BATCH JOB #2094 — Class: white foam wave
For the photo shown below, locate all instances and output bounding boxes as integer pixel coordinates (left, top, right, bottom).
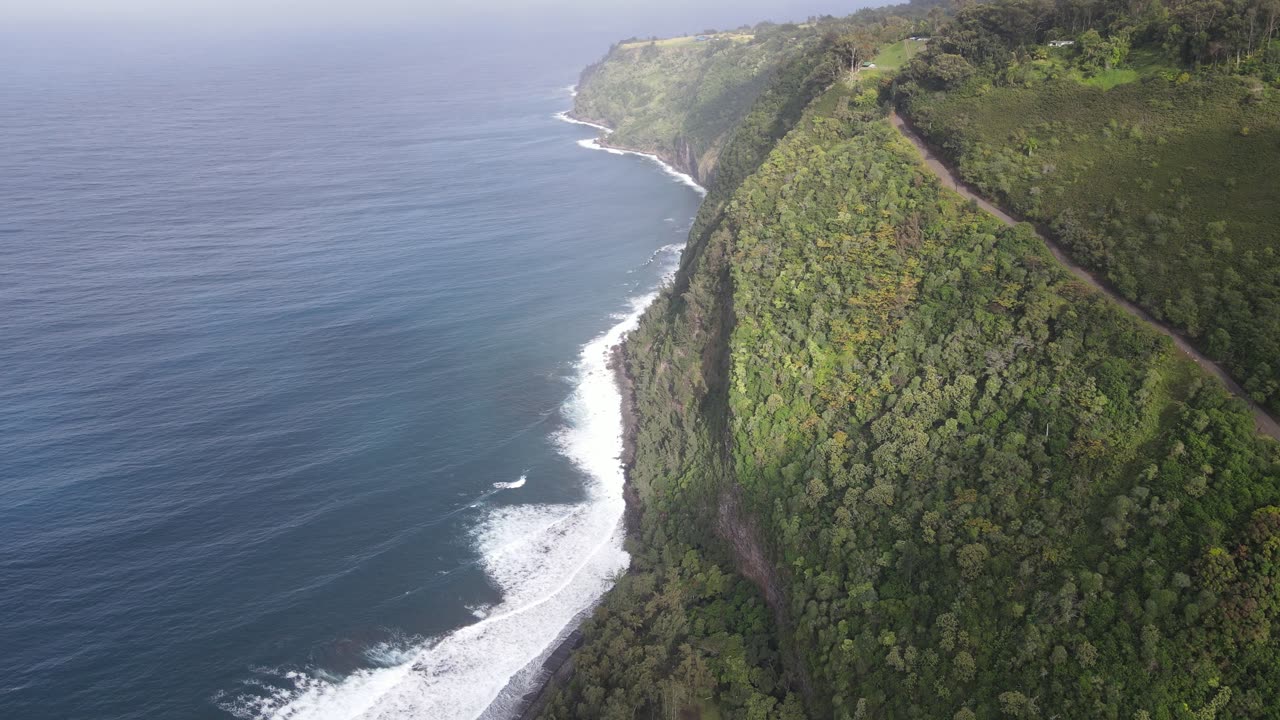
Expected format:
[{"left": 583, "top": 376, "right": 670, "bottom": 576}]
[
  {"left": 552, "top": 111, "right": 612, "bottom": 134},
  {"left": 574, "top": 138, "right": 706, "bottom": 196},
  {"left": 491, "top": 474, "right": 526, "bottom": 490},
  {"left": 228, "top": 369, "right": 633, "bottom": 719},
  {"left": 644, "top": 243, "right": 683, "bottom": 268},
  {"left": 554, "top": 110, "right": 704, "bottom": 196},
  {"left": 364, "top": 643, "right": 419, "bottom": 669}
]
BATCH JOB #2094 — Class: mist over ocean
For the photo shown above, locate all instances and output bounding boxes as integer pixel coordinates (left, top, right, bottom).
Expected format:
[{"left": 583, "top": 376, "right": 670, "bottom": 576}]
[{"left": 0, "top": 29, "right": 701, "bottom": 719}]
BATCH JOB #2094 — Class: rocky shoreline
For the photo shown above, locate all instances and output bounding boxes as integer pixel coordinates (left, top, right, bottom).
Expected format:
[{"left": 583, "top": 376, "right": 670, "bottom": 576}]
[
  {"left": 510, "top": 628, "right": 585, "bottom": 720},
  {"left": 510, "top": 341, "right": 642, "bottom": 720},
  {"left": 509, "top": 101, "right": 693, "bottom": 720}
]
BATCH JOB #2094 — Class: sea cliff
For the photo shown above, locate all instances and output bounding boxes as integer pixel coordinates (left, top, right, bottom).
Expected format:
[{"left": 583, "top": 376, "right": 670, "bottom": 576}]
[{"left": 567, "top": 25, "right": 817, "bottom": 187}]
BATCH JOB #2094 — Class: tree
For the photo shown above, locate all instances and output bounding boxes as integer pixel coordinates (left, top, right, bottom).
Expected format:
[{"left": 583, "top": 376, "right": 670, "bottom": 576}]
[
  {"left": 1079, "top": 28, "right": 1109, "bottom": 69},
  {"left": 957, "top": 543, "right": 990, "bottom": 579},
  {"left": 927, "top": 53, "right": 978, "bottom": 88}
]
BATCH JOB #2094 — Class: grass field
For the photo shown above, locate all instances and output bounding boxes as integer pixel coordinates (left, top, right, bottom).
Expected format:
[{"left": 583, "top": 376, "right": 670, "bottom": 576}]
[
  {"left": 618, "top": 33, "right": 755, "bottom": 50},
  {"left": 983, "top": 46, "right": 1174, "bottom": 90},
  {"left": 1080, "top": 67, "right": 1139, "bottom": 89},
  {"left": 861, "top": 38, "right": 925, "bottom": 79}
]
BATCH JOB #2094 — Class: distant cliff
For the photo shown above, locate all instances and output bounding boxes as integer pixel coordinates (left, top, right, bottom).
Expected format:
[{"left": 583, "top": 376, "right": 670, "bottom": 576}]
[{"left": 570, "top": 25, "right": 817, "bottom": 186}]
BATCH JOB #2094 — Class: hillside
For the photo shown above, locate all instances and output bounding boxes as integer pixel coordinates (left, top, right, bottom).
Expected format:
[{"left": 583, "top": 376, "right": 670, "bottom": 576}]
[
  {"left": 570, "top": 24, "right": 823, "bottom": 185},
  {"left": 895, "top": 0, "right": 1280, "bottom": 415},
  {"left": 541, "top": 2, "right": 1280, "bottom": 718}
]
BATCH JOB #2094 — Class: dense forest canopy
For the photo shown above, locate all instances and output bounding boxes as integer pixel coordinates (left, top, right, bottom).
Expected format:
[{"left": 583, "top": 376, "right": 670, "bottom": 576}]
[
  {"left": 896, "top": 0, "right": 1280, "bottom": 413},
  {"left": 901, "top": 0, "right": 1280, "bottom": 70},
  {"left": 542, "top": 0, "right": 1280, "bottom": 718}
]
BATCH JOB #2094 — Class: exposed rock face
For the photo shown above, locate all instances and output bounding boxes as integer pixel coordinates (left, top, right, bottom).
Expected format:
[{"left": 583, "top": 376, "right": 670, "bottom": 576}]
[{"left": 672, "top": 136, "right": 709, "bottom": 186}]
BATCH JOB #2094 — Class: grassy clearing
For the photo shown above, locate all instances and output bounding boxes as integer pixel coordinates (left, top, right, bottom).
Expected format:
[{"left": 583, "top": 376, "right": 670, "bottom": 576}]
[
  {"left": 871, "top": 39, "right": 917, "bottom": 69},
  {"left": 994, "top": 47, "right": 1173, "bottom": 89},
  {"left": 1080, "top": 67, "right": 1138, "bottom": 89},
  {"left": 862, "top": 38, "right": 925, "bottom": 79},
  {"left": 618, "top": 33, "right": 755, "bottom": 50},
  {"left": 1126, "top": 47, "right": 1174, "bottom": 75},
  {"left": 1070, "top": 48, "right": 1173, "bottom": 89}
]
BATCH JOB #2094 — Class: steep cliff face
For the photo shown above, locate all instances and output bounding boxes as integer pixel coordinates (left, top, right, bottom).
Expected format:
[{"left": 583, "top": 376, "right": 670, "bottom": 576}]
[
  {"left": 537, "top": 40, "right": 842, "bottom": 720},
  {"left": 673, "top": 136, "right": 704, "bottom": 185},
  {"left": 578, "top": 131, "right": 704, "bottom": 186}
]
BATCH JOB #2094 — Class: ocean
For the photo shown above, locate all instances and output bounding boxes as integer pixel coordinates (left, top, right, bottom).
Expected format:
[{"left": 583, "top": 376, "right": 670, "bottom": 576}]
[{"left": 0, "top": 29, "right": 703, "bottom": 719}]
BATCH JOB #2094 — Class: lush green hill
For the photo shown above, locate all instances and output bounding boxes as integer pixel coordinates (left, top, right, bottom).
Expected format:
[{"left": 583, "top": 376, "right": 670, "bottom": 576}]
[
  {"left": 721, "top": 83, "right": 1279, "bottom": 719},
  {"left": 895, "top": 0, "right": 1280, "bottom": 414},
  {"left": 540, "top": 2, "right": 1280, "bottom": 718}
]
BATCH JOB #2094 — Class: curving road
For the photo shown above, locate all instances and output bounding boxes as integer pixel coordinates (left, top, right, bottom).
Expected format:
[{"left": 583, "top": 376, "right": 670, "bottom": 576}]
[{"left": 889, "top": 111, "right": 1280, "bottom": 442}]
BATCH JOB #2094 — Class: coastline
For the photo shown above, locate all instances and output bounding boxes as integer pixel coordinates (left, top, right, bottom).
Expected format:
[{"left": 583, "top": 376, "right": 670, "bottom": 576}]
[
  {"left": 501, "top": 105, "right": 706, "bottom": 720},
  {"left": 609, "top": 343, "right": 643, "bottom": 538},
  {"left": 509, "top": 629, "right": 585, "bottom": 720},
  {"left": 557, "top": 110, "right": 707, "bottom": 194},
  {"left": 556, "top": 98, "right": 707, "bottom": 547},
  {"left": 507, "top": 346, "right": 639, "bottom": 720}
]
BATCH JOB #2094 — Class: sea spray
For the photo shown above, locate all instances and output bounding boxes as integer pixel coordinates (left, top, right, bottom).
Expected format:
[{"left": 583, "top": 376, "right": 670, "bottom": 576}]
[
  {"left": 552, "top": 111, "right": 611, "bottom": 134},
  {"left": 573, "top": 138, "right": 706, "bottom": 196},
  {"left": 492, "top": 474, "right": 527, "bottom": 490}
]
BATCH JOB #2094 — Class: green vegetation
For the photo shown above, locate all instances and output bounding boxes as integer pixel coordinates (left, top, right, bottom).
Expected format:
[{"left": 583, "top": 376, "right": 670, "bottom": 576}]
[
  {"left": 1078, "top": 66, "right": 1138, "bottom": 89},
  {"left": 571, "top": 1, "right": 950, "bottom": 184},
  {"left": 724, "top": 87, "right": 1279, "bottom": 718},
  {"left": 540, "top": 0, "right": 1280, "bottom": 718},
  {"left": 617, "top": 32, "right": 756, "bottom": 50},
  {"left": 538, "top": 39, "right": 847, "bottom": 720},
  {"left": 572, "top": 23, "right": 824, "bottom": 183},
  {"left": 862, "top": 37, "right": 927, "bottom": 78},
  {"left": 896, "top": 0, "right": 1280, "bottom": 412}
]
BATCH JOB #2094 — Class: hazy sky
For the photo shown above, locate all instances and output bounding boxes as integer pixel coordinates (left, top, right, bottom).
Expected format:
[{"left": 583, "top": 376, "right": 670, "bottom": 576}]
[{"left": 5, "top": 0, "right": 872, "bottom": 35}]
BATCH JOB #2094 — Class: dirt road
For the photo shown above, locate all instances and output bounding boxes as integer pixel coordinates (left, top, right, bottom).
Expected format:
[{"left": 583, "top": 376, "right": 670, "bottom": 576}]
[{"left": 889, "top": 111, "right": 1280, "bottom": 441}]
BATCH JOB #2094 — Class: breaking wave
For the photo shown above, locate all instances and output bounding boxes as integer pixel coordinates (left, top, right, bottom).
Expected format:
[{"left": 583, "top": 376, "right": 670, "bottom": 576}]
[
  {"left": 491, "top": 475, "right": 527, "bottom": 490},
  {"left": 553, "top": 111, "right": 705, "bottom": 196},
  {"left": 223, "top": 298, "right": 653, "bottom": 720},
  {"left": 551, "top": 111, "right": 612, "bottom": 134},
  {"left": 572, "top": 138, "right": 706, "bottom": 196}
]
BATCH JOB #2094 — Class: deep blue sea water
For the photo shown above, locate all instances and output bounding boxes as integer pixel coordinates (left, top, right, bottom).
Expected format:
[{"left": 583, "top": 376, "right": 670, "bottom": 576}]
[{"left": 0, "top": 30, "right": 702, "bottom": 720}]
